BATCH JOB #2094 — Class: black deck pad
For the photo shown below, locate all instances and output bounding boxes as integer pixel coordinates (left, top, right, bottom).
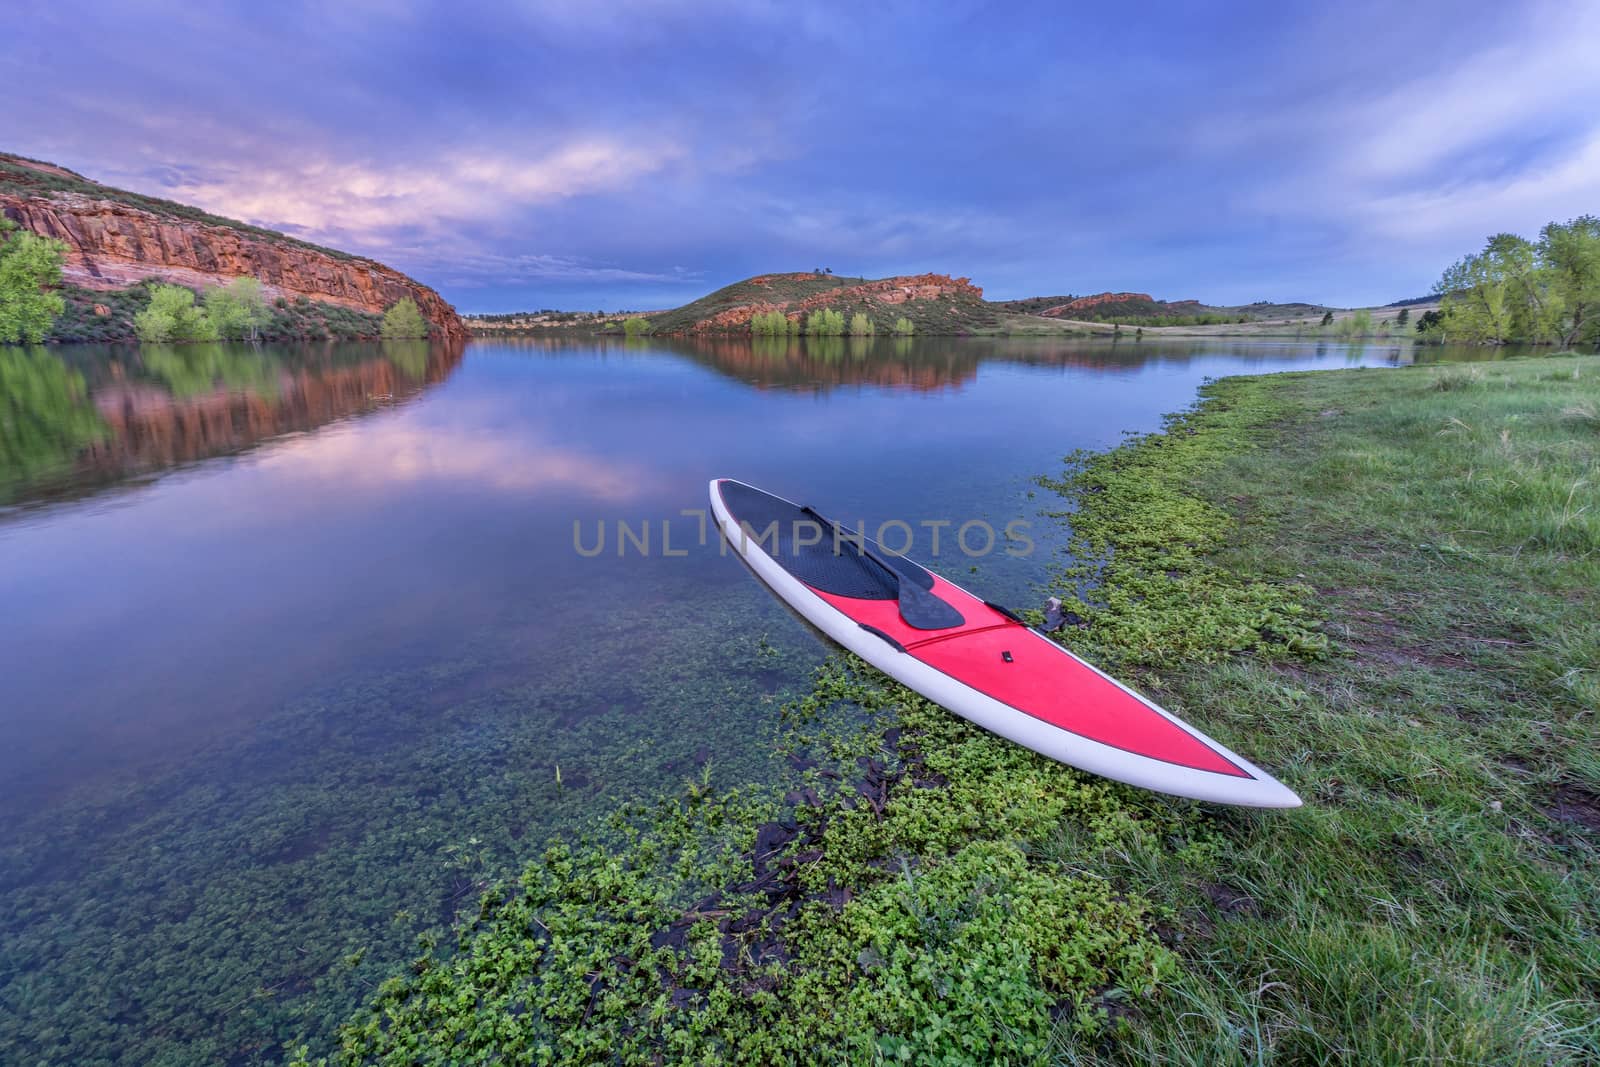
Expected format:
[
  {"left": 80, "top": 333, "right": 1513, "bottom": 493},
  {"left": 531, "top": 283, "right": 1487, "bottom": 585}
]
[{"left": 718, "top": 481, "right": 935, "bottom": 600}]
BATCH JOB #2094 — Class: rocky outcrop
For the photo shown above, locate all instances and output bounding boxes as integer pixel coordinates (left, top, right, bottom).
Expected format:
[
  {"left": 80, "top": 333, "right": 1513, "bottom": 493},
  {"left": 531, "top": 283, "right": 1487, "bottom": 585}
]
[
  {"left": 1, "top": 189, "right": 465, "bottom": 343},
  {"left": 690, "top": 273, "right": 983, "bottom": 331}
]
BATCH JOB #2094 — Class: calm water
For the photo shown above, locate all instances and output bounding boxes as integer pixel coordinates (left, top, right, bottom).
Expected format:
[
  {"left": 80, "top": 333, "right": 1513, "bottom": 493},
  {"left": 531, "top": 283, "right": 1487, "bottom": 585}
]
[{"left": 0, "top": 334, "right": 1487, "bottom": 1064}]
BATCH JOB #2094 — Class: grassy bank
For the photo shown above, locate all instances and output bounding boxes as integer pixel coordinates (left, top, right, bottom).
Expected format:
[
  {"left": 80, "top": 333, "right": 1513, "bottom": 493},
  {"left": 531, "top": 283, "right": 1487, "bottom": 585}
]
[{"left": 301, "top": 355, "right": 1598, "bottom": 1064}]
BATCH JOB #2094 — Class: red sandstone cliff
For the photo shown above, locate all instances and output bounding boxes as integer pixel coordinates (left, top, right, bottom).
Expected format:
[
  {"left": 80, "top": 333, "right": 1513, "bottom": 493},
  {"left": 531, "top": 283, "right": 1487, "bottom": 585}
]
[{"left": 1, "top": 156, "right": 465, "bottom": 343}]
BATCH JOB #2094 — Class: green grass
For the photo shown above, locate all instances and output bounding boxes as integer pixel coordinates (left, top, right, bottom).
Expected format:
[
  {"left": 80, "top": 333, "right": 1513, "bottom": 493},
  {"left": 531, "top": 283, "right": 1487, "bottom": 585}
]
[
  {"left": 1039, "top": 354, "right": 1600, "bottom": 1065},
  {"left": 299, "top": 355, "right": 1599, "bottom": 1064}
]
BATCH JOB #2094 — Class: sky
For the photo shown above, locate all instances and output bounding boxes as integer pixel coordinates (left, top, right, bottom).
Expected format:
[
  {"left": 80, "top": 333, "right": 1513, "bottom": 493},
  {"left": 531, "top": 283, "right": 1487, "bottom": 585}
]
[{"left": 6, "top": 0, "right": 1600, "bottom": 313}]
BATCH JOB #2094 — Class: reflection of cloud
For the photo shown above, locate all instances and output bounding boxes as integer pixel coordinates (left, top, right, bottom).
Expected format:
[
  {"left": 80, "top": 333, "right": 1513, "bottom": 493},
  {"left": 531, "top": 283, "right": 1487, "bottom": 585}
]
[{"left": 256, "top": 421, "right": 643, "bottom": 501}]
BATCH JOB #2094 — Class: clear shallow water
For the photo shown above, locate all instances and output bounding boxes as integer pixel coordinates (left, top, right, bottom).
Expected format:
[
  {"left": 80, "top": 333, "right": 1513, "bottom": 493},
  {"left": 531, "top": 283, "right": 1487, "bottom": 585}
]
[{"left": 0, "top": 334, "right": 1488, "bottom": 1063}]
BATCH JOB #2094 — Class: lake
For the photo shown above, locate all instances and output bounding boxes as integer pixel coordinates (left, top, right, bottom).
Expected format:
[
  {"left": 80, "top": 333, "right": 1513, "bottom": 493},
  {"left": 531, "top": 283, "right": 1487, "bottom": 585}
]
[{"left": 0, "top": 333, "right": 1490, "bottom": 1064}]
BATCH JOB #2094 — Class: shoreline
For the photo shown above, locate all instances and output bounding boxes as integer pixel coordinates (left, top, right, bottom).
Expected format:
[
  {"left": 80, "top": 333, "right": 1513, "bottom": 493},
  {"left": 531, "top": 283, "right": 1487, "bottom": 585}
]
[{"left": 285, "top": 352, "right": 1596, "bottom": 1062}]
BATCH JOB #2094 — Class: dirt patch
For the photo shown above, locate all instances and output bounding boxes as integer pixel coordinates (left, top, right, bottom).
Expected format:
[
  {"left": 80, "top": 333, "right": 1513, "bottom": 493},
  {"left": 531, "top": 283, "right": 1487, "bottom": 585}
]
[
  {"left": 1202, "top": 881, "right": 1261, "bottom": 919},
  {"left": 1543, "top": 784, "right": 1600, "bottom": 834}
]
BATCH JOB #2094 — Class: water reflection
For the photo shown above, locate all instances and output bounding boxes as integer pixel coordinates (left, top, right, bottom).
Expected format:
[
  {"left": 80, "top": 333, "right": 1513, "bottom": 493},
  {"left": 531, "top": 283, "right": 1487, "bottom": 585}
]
[
  {"left": 1, "top": 339, "right": 464, "bottom": 509},
  {"left": 486, "top": 333, "right": 1514, "bottom": 394},
  {"left": 0, "top": 346, "right": 108, "bottom": 491}
]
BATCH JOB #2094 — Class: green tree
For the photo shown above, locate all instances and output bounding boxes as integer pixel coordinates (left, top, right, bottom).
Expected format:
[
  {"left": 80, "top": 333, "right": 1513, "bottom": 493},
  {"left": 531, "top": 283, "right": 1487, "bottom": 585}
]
[
  {"left": 1336, "top": 308, "right": 1374, "bottom": 339},
  {"left": 1538, "top": 215, "right": 1600, "bottom": 347},
  {"left": 1319, "top": 310, "right": 1334, "bottom": 327},
  {"left": 847, "top": 312, "right": 874, "bottom": 336},
  {"left": 805, "top": 308, "right": 846, "bottom": 336},
  {"left": 134, "top": 284, "right": 218, "bottom": 343},
  {"left": 750, "top": 310, "right": 791, "bottom": 336},
  {"left": 204, "top": 277, "right": 270, "bottom": 341},
  {"left": 381, "top": 298, "right": 428, "bottom": 339},
  {"left": 1396, "top": 308, "right": 1410, "bottom": 328},
  {"left": 891, "top": 316, "right": 915, "bottom": 336},
  {"left": 622, "top": 316, "right": 653, "bottom": 337},
  {"left": 0, "top": 218, "right": 68, "bottom": 344}
]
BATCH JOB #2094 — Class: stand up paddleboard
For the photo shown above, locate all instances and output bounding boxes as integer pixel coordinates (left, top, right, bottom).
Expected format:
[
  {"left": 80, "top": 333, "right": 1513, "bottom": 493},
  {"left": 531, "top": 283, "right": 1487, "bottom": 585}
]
[{"left": 711, "top": 479, "right": 1300, "bottom": 808}]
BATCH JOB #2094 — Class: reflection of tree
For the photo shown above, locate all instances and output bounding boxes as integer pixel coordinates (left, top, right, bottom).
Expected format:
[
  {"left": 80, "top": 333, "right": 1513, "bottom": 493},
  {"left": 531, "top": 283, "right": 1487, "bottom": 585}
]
[
  {"left": 805, "top": 335, "right": 845, "bottom": 364},
  {"left": 140, "top": 343, "right": 283, "bottom": 399},
  {"left": 0, "top": 346, "right": 107, "bottom": 491},
  {"left": 2, "top": 340, "right": 466, "bottom": 508},
  {"left": 380, "top": 339, "right": 429, "bottom": 378}
]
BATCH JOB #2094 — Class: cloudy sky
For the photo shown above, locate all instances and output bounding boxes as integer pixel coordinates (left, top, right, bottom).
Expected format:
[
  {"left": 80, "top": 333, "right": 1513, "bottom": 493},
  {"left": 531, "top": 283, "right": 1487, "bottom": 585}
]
[{"left": 7, "top": 0, "right": 1599, "bottom": 312}]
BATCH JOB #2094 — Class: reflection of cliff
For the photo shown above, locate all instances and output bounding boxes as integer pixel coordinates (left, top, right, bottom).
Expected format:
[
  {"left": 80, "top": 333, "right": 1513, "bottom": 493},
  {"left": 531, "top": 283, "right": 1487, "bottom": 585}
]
[
  {"left": 1, "top": 341, "right": 463, "bottom": 509},
  {"left": 626, "top": 335, "right": 1292, "bottom": 392}
]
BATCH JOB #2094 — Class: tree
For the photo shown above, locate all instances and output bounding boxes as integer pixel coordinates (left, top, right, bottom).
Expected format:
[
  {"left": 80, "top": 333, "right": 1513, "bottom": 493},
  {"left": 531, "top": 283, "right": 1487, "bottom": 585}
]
[
  {"left": 805, "top": 308, "right": 846, "bottom": 336},
  {"left": 204, "top": 277, "right": 270, "bottom": 341},
  {"left": 847, "top": 312, "right": 874, "bottom": 336},
  {"left": 891, "top": 316, "right": 915, "bottom": 335},
  {"left": 1538, "top": 215, "right": 1600, "bottom": 348},
  {"left": 750, "top": 310, "right": 790, "bottom": 336},
  {"left": 134, "top": 284, "right": 218, "bottom": 343},
  {"left": 1319, "top": 310, "right": 1334, "bottom": 327},
  {"left": 0, "top": 218, "right": 68, "bottom": 344},
  {"left": 1396, "top": 308, "right": 1410, "bottom": 327},
  {"left": 1415, "top": 309, "right": 1444, "bottom": 335},
  {"left": 381, "top": 298, "right": 428, "bottom": 339},
  {"left": 622, "top": 316, "right": 653, "bottom": 337},
  {"left": 1336, "top": 308, "right": 1373, "bottom": 338}
]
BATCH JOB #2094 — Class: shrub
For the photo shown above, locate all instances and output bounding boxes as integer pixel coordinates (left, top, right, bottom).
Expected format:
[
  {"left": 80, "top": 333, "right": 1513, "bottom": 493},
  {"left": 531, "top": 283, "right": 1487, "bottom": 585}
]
[
  {"left": 847, "top": 312, "right": 874, "bottom": 336},
  {"left": 891, "top": 316, "right": 915, "bottom": 336},
  {"left": 204, "top": 278, "right": 269, "bottom": 341},
  {"left": 134, "top": 284, "right": 217, "bottom": 343},
  {"left": 805, "top": 308, "right": 846, "bottom": 336},
  {"left": 0, "top": 219, "right": 68, "bottom": 344},
  {"left": 1336, "top": 308, "right": 1373, "bottom": 339},
  {"left": 750, "top": 310, "right": 791, "bottom": 336},
  {"left": 381, "top": 298, "right": 428, "bottom": 339},
  {"left": 622, "top": 316, "right": 653, "bottom": 337}
]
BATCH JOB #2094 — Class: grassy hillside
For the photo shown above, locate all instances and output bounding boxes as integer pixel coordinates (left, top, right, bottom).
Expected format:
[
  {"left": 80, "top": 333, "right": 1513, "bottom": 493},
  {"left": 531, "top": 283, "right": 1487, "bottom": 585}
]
[{"left": 992, "top": 293, "right": 1335, "bottom": 327}]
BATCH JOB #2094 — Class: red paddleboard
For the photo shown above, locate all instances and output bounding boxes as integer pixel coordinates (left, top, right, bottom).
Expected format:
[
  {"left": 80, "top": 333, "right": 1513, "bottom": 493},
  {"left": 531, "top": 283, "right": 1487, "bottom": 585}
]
[{"left": 711, "top": 479, "right": 1300, "bottom": 808}]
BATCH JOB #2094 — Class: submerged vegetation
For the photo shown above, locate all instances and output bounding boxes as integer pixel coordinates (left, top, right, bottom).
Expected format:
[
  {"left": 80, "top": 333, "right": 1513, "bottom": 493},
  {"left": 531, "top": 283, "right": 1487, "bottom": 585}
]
[{"left": 298, "top": 354, "right": 1599, "bottom": 1063}]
